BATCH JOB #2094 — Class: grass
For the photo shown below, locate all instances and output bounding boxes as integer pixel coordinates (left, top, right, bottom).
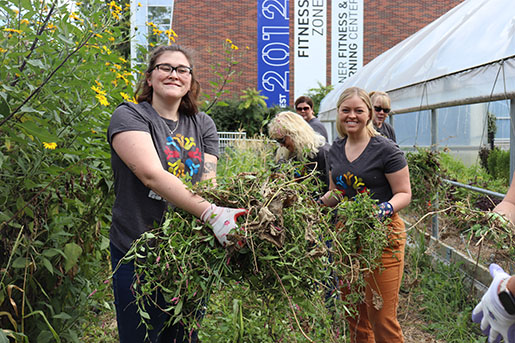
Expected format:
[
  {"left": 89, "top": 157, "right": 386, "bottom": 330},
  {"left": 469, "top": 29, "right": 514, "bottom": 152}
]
[{"left": 402, "top": 231, "right": 486, "bottom": 342}]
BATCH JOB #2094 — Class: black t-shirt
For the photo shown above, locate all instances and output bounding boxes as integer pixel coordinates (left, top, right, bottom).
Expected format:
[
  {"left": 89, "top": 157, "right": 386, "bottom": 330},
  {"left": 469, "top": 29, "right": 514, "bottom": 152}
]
[
  {"left": 308, "top": 117, "right": 329, "bottom": 142},
  {"left": 107, "top": 101, "right": 219, "bottom": 253},
  {"left": 328, "top": 135, "right": 406, "bottom": 203},
  {"left": 375, "top": 121, "right": 396, "bottom": 142}
]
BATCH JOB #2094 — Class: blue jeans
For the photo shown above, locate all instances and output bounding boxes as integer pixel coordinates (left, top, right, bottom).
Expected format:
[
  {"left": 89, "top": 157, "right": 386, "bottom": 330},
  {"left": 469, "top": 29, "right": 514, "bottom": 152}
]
[{"left": 110, "top": 242, "right": 198, "bottom": 343}]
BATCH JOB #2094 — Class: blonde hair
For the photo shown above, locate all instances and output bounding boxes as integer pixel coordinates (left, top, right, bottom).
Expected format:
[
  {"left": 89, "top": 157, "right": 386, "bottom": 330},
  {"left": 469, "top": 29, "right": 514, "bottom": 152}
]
[
  {"left": 369, "top": 91, "right": 391, "bottom": 109},
  {"left": 335, "top": 87, "right": 378, "bottom": 138},
  {"left": 268, "top": 111, "right": 326, "bottom": 160}
]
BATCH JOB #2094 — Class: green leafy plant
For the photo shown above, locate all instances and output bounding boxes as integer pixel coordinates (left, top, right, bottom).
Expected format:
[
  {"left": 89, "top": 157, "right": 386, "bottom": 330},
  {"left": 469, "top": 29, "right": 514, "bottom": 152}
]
[
  {"left": 123, "top": 141, "right": 393, "bottom": 341},
  {"left": 306, "top": 81, "right": 334, "bottom": 114},
  {"left": 201, "top": 39, "right": 248, "bottom": 113},
  {"left": 0, "top": 0, "right": 135, "bottom": 339}
]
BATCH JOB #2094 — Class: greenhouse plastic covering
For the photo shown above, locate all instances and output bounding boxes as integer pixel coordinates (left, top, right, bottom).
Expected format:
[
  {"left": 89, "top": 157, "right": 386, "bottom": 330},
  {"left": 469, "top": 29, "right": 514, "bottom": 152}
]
[{"left": 319, "top": 0, "right": 515, "bottom": 117}]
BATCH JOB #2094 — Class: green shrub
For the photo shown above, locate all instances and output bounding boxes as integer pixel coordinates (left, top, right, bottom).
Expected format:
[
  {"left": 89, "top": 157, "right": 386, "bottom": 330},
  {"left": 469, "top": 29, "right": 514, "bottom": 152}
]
[{"left": 487, "top": 148, "right": 510, "bottom": 182}]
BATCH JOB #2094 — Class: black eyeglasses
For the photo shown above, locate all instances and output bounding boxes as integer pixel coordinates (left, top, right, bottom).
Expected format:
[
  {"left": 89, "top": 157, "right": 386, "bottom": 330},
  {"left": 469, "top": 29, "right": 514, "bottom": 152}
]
[
  {"left": 374, "top": 106, "right": 391, "bottom": 114},
  {"left": 153, "top": 63, "right": 192, "bottom": 76},
  {"left": 275, "top": 137, "right": 286, "bottom": 144},
  {"left": 296, "top": 106, "right": 310, "bottom": 112}
]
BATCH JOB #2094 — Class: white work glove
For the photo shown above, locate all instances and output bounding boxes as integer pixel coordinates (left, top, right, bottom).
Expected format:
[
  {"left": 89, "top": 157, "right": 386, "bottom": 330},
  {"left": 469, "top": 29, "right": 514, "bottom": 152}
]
[
  {"left": 201, "top": 204, "right": 247, "bottom": 247},
  {"left": 472, "top": 263, "right": 515, "bottom": 342}
]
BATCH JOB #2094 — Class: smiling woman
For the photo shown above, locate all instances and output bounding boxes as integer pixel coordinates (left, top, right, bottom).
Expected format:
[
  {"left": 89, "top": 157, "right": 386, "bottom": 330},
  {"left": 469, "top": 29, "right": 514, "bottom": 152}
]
[
  {"left": 319, "top": 86, "right": 412, "bottom": 343},
  {"left": 107, "top": 44, "right": 247, "bottom": 343}
]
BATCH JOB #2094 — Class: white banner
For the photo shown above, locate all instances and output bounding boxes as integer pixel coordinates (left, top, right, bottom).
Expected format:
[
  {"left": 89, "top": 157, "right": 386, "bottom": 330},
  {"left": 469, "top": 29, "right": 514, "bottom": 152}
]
[
  {"left": 331, "top": 0, "right": 363, "bottom": 85},
  {"left": 294, "top": 0, "right": 327, "bottom": 99}
]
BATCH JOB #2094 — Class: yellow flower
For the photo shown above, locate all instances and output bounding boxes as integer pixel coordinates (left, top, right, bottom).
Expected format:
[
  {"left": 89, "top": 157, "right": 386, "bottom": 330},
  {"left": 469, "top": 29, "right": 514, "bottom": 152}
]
[
  {"left": 76, "top": 2, "right": 82, "bottom": 5},
  {"left": 96, "top": 94, "right": 110, "bottom": 106},
  {"left": 20, "top": 19, "right": 29, "bottom": 25},
  {"left": 91, "top": 85, "right": 106, "bottom": 95},
  {"left": 102, "top": 46, "right": 112, "bottom": 55},
  {"left": 94, "top": 80, "right": 102, "bottom": 87},
  {"left": 152, "top": 28, "right": 163, "bottom": 35},
  {"left": 118, "top": 57, "right": 127, "bottom": 63},
  {"left": 43, "top": 142, "right": 57, "bottom": 150},
  {"left": 120, "top": 92, "right": 138, "bottom": 104},
  {"left": 146, "top": 21, "right": 156, "bottom": 28},
  {"left": 3, "top": 28, "right": 23, "bottom": 34},
  {"left": 69, "top": 12, "right": 84, "bottom": 23},
  {"left": 226, "top": 38, "right": 232, "bottom": 44},
  {"left": 108, "top": 36, "right": 115, "bottom": 42},
  {"left": 94, "top": 33, "right": 103, "bottom": 38},
  {"left": 47, "top": 23, "right": 56, "bottom": 31},
  {"left": 231, "top": 44, "right": 239, "bottom": 50},
  {"left": 0, "top": 48, "right": 7, "bottom": 53},
  {"left": 112, "top": 63, "right": 122, "bottom": 70},
  {"left": 138, "top": 2, "right": 142, "bottom": 6},
  {"left": 105, "top": 62, "right": 111, "bottom": 66}
]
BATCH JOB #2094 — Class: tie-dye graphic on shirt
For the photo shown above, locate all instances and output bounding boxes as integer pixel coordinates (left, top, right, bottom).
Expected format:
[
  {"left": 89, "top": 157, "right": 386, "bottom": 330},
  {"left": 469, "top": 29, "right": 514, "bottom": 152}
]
[
  {"left": 334, "top": 171, "right": 368, "bottom": 201},
  {"left": 164, "top": 132, "right": 202, "bottom": 181}
]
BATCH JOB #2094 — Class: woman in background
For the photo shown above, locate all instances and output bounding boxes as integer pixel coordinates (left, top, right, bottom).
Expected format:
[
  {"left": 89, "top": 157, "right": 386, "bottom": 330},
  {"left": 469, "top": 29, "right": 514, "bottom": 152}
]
[
  {"left": 268, "top": 110, "right": 331, "bottom": 193},
  {"left": 370, "top": 91, "right": 396, "bottom": 142}
]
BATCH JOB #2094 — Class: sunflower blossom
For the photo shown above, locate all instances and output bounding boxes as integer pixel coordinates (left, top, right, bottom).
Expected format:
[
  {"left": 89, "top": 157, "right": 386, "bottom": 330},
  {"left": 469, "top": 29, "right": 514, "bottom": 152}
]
[
  {"left": 43, "top": 142, "right": 57, "bottom": 150},
  {"left": 96, "top": 94, "right": 110, "bottom": 106}
]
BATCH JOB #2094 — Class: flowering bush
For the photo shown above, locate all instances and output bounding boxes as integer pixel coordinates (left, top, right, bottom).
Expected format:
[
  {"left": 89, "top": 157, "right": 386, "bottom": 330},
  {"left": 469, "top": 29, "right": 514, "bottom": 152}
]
[{"left": 0, "top": 0, "right": 138, "bottom": 340}]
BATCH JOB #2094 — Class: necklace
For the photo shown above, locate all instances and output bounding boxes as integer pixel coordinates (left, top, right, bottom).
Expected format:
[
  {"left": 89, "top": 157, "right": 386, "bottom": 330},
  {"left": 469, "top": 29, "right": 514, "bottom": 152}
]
[{"left": 168, "top": 117, "right": 180, "bottom": 137}]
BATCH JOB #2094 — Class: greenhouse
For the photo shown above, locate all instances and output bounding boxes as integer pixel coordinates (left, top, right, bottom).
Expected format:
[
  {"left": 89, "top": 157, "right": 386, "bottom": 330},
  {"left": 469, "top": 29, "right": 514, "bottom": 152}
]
[{"left": 319, "top": 0, "right": 515, "bottom": 169}]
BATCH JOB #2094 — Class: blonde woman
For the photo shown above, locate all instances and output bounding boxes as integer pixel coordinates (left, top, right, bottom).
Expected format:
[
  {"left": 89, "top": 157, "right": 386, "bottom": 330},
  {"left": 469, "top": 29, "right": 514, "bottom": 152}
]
[
  {"left": 268, "top": 110, "right": 330, "bottom": 192},
  {"left": 370, "top": 91, "right": 396, "bottom": 142},
  {"left": 319, "top": 87, "right": 411, "bottom": 342}
]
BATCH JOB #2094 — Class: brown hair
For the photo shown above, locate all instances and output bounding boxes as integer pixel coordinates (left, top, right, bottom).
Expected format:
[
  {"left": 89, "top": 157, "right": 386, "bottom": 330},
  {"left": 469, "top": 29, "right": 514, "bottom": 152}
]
[
  {"left": 335, "top": 87, "right": 378, "bottom": 138},
  {"left": 294, "top": 96, "right": 314, "bottom": 109},
  {"left": 135, "top": 44, "right": 201, "bottom": 116}
]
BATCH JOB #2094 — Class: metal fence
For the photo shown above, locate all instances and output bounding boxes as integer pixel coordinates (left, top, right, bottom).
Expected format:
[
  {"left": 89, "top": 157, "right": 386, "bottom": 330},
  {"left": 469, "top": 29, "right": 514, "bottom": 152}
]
[{"left": 218, "top": 131, "right": 247, "bottom": 154}]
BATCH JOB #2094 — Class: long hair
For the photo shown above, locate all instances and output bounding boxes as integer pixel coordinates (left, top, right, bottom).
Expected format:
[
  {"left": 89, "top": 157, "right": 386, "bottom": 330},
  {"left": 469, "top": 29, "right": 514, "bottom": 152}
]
[
  {"left": 335, "top": 87, "right": 378, "bottom": 138},
  {"left": 134, "top": 44, "right": 201, "bottom": 116},
  {"left": 268, "top": 111, "right": 326, "bottom": 160}
]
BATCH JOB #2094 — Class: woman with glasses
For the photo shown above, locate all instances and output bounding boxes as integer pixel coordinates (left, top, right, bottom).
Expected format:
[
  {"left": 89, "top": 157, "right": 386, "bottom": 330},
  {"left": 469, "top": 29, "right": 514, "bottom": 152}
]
[
  {"left": 107, "top": 44, "right": 247, "bottom": 342},
  {"left": 294, "top": 95, "right": 329, "bottom": 143},
  {"left": 268, "top": 110, "right": 330, "bottom": 193},
  {"left": 370, "top": 91, "right": 396, "bottom": 142},
  {"left": 319, "top": 87, "right": 411, "bottom": 342}
]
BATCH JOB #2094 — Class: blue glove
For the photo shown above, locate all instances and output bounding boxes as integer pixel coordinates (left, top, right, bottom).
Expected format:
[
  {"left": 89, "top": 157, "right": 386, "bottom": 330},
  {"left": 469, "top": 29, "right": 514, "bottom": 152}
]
[
  {"left": 472, "top": 264, "right": 515, "bottom": 343},
  {"left": 377, "top": 202, "right": 394, "bottom": 220},
  {"left": 201, "top": 204, "right": 247, "bottom": 247}
]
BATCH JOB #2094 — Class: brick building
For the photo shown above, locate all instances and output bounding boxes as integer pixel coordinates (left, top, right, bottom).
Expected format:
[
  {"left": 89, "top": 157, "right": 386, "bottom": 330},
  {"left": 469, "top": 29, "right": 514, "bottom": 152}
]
[{"left": 133, "top": 0, "right": 464, "bottom": 106}]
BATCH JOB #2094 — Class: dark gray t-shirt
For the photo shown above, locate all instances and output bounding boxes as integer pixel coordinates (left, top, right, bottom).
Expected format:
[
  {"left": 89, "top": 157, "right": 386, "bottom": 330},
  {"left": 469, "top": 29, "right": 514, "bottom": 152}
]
[
  {"left": 308, "top": 117, "right": 329, "bottom": 142},
  {"left": 328, "top": 135, "right": 406, "bottom": 203},
  {"left": 107, "top": 101, "right": 219, "bottom": 253},
  {"left": 375, "top": 121, "right": 396, "bottom": 142}
]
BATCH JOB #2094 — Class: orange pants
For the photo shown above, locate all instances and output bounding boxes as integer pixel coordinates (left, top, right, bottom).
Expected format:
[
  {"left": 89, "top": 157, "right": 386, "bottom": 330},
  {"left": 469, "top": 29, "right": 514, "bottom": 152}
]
[{"left": 344, "top": 213, "right": 406, "bottom": 343}]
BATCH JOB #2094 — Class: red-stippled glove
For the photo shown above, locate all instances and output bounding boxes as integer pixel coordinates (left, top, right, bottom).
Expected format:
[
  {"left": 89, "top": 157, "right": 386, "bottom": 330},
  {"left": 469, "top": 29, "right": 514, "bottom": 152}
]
[{"left": 201, "top": 204, "right": 247, "bottom": 247}]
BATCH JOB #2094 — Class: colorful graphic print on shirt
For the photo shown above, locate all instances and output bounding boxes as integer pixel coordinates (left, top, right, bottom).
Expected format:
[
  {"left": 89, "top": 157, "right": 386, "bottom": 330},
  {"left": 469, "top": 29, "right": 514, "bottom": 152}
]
[
  {"left": 163, "top": 133, "right": 202, "bottom": 180},
  {"left": 334, "top": 171, "right": 368, "bottom": 200}
]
